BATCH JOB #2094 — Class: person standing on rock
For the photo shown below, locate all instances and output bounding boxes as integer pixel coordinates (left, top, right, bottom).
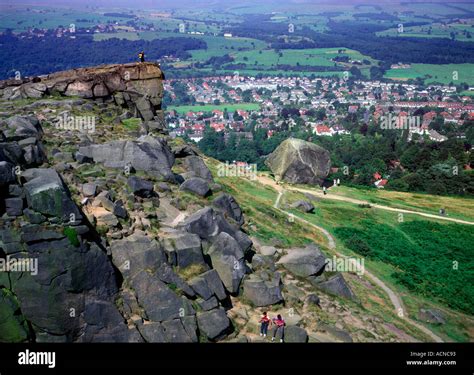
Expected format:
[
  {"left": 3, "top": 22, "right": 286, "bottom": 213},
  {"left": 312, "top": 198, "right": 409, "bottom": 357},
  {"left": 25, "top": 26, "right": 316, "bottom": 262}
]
[
  {"left": 259, "top": 311, "right": 271, "bottom": 338},
  {"left": 271, "top": 314, "right": 285, "bottom": 343},
  {"left": 138, "top": 51, "right": 145, "bottom": 62}
]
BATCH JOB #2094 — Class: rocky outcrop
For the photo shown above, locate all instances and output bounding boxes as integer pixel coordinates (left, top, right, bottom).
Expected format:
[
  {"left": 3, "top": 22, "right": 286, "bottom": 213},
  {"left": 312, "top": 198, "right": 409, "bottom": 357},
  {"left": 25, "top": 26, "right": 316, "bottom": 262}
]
[
  {"left": 265, "top": 138, "right": 330, "bottom": 185},
  {"left": 79, "top": 135, "right": 175, "bottom": 181},
  {"left": 0, "top": 62, "right": 165, "bottom": 123},
  {"left": 0, "top": 62, "right": 372, "bottom": 344}
]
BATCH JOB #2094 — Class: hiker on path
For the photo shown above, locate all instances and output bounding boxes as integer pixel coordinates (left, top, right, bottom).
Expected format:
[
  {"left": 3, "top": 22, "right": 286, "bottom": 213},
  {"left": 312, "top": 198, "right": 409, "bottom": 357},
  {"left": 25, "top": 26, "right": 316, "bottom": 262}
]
[
  {"left": 138, "top": 51, "right": 145, "bottom": 62},
  {"left": 259, "top": 311, "right": 271, "bottom": 338},
  {"left": 271, "top": 314, "right": 285, "bottom": 343}
]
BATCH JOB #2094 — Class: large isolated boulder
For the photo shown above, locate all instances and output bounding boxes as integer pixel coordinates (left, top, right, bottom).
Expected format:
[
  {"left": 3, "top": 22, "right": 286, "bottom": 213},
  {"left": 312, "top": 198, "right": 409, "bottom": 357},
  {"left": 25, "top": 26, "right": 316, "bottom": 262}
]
[
  {"left": 277, "top": 244, "right": 326, "bottom": 278},
  {"left": 196, "top": 308, "right": 231, "bottom": 341},
  {"left": 207, "top": 232, "right": 246, "bottom": 294},
  {"left": 79, "top": 135, "right": 175, "bottom": 181},
  {"left": 242, "top": 271, "right": 283, "bottom": 307},
  {"left": 265, "top": 138, "right": 330, "bottom": 185}
]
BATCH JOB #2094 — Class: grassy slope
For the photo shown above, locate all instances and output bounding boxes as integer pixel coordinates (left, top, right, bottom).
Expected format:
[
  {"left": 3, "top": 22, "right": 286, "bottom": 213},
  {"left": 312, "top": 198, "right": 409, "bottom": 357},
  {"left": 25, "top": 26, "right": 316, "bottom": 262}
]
[
  {"left": 310, "top": 184, "right": 474, "bottom": 223},
  {"left": 205, "top": 158, "right": 473, "bottom": 341},
  {"left": 282, "top": 188, "right": 474, "bottom": 342}
]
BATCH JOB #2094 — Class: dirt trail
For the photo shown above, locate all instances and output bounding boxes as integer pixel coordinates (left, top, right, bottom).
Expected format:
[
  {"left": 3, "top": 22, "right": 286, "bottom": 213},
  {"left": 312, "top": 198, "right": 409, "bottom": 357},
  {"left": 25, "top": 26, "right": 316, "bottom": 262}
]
[
  {"left": 258, "top": 174, "right": 473, "bottom": 225},
  {"left": 257, "top": 174, "right": 444, "bottom": 342},
  {"left": 290, "top": 185, "right": 474, "bottom": 226}
]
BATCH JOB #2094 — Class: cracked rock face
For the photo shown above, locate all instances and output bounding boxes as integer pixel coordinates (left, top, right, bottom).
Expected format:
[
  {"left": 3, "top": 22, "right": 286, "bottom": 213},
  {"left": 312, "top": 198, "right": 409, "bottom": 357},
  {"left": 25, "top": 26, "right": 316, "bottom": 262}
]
[{"left": 265, "top": 138, "right": 331, "bottom": 185}]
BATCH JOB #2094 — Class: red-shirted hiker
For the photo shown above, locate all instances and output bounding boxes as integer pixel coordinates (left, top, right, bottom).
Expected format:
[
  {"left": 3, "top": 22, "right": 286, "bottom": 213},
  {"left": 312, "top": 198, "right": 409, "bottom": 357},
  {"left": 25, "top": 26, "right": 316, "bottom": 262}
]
[
  {"left": 271, "top": 314, "right": 285, "bottom": 342},
  {"left": 259, "top": 311, "right": 271, "bottom": 337}
]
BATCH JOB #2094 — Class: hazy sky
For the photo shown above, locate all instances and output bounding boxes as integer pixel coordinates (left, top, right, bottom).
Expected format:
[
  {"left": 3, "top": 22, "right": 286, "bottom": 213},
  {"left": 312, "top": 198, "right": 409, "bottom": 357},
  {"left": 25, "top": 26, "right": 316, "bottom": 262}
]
[
  {"left": 1, "top": 0, "right": 454, "bottom": 7},
  {"left": 0, "top": 0, "right": 458, "bottom": 13}
]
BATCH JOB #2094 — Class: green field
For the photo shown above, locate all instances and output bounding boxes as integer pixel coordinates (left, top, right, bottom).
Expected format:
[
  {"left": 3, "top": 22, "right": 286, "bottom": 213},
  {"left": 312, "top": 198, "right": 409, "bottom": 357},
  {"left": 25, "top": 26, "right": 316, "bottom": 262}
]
[
  {"left": 189, "top": 35, "right": 267, "bottom": 60},
  {"left": 461, "top": 90, "right": 474, "bottom": 97},
  {"left": 167, "top": 103, "right": 260, "bottom": 114},
  {"left": 0, "top": 7, "right": 134, "bottom": 32},
  {"left": 230, "top": 47, "right": 375, "bottom": 69},
  {"left": 385, "top": 63, "right": 474, "bottom": 85},
  {"left": 92, "top": 30, "right": 373, "bottom": 78},
  {"left": 194, "top": 47, "right": 376, "bottom": 78},
  {"left": 377, "top": 22, "right": 474, "bottom": 41}
]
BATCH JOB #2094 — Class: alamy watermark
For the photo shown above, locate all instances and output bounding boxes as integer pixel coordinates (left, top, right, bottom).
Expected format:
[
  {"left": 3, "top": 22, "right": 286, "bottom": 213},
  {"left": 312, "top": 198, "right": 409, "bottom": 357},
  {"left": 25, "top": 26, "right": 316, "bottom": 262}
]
[
  {"left": 325, "top": 256, "right": 365, "bottom": 276},
  {"left": 55, "top": 113, "right": 96, "bottom": 133},
  {"left": 18, "top": 350, "right": 55, "bottom": 369},
  {"left": 0, "top": 255, "right": 38, "bottom": 276},
  {"left": 217, "top": 161, "right": 257, "bottom": 180},
  {"left": 379, "top": 113, "right": 421, "bottom": 130}
]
